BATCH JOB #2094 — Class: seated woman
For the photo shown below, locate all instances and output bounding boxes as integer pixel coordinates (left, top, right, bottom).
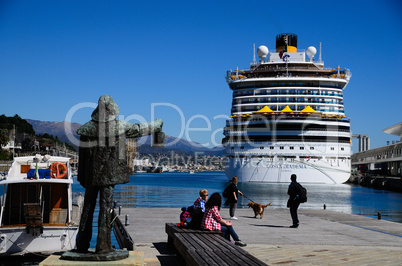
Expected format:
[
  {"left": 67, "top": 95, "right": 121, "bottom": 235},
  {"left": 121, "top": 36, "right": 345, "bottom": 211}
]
[
  {"left": 193, "top": 189, "right": 208, "bottom": 212},
  {"left": 201, "top": 192, "right": 247, "bottom": 247}
]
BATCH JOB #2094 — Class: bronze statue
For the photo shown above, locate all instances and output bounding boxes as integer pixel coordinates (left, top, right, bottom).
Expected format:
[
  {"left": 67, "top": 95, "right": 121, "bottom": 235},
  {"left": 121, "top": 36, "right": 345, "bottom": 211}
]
[{"left": 76, "top": 95, "right": 164, "bottom": 254}]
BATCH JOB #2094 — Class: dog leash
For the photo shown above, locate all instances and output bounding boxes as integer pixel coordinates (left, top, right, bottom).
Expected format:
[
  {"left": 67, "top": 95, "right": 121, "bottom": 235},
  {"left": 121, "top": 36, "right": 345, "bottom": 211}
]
[{"left": 241, "top": 193, "right": 255, "bottom": 202}]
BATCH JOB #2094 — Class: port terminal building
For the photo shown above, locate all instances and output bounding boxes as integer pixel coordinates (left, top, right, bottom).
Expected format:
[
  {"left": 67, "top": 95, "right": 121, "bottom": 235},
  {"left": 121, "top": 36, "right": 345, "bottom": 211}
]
[{"left": 351, "top": 123, "right": 402, "bottom": 177}]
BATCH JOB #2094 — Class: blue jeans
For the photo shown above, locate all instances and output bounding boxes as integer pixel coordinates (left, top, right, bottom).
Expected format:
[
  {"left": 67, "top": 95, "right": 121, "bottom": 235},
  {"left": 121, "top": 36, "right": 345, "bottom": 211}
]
[{"left": 221, "top": 225, "right": 239, "bottom": 241}]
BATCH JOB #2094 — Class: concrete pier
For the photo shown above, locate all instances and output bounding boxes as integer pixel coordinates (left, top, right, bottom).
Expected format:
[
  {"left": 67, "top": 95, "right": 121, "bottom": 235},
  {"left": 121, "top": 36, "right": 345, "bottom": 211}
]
[
  {"left": 348, "top": 174, "right": 402, "bottom": 192},
  {"left": 117, "top": 208, "right": 402, "bottom": 265}
]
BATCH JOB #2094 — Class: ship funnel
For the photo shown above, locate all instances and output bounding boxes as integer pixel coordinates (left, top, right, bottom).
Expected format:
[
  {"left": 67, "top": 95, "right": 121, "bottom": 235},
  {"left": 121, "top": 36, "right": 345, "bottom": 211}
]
[{"left": 276, "top": 33, "right": 297, "bottom": 53}]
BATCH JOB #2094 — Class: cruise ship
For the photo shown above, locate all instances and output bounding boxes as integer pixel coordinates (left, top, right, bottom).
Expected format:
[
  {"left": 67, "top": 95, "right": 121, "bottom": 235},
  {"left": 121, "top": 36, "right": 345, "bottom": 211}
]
[{"left": 222, "top": 33, "right": 352, "bottom": 184}]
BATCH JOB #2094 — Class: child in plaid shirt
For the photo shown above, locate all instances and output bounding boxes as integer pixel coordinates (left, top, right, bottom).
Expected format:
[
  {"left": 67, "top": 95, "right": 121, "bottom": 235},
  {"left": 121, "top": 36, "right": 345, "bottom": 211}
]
[{"left": 201, "top": 192, "right": 247, "bottom": 247}]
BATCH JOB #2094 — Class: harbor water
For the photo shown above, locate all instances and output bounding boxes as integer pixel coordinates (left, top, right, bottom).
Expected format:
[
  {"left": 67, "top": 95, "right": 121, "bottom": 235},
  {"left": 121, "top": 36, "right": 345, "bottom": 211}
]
[{"left": 71, "top": 171, "right": 402, "bottom": 249}]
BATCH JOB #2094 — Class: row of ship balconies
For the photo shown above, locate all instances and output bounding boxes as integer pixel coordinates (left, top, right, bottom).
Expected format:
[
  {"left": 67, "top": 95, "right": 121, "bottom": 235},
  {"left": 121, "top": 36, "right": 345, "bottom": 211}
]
[
  {"left": 227, "top": 65, "right": 350, "bottom": 82},
  {"left": 231, "top": 106, "right": 345, "bottom": 114},
  {"left": 232, "top": 98, "right": 344, "bottom": 105},
  {"left": 233, "top": 90, "right": 344, "bottom": 97}
]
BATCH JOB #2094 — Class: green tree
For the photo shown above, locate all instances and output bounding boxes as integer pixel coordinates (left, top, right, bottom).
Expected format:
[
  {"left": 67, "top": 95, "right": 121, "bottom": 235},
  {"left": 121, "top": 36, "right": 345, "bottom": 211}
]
[
  {"left": 0, "top": 114, "right": 35, "bottom": 135},
  {"left": 0, "top": 129, "right": 9, "bottom": 147},
  {"left": 0, "top": 148, "right": 12, "bottom": 160}
]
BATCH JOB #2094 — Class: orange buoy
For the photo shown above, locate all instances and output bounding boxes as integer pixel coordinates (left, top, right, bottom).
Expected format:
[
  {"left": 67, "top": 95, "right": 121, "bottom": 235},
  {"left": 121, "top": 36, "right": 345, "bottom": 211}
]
[{"left": 50, "top": 162, "right": 67, "bottom": 179}]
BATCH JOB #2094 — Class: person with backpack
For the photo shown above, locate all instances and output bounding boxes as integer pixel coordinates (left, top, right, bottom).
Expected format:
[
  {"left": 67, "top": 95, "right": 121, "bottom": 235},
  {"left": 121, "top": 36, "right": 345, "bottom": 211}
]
[
  {"left": 224, "top": 176, "right": 243, "bottom": 220},
  {"left": 178, "top": 189, "right": 209, "bottom": 229},
  {"left": 287, "top": 174, "right": 306, "bottom": 228}
]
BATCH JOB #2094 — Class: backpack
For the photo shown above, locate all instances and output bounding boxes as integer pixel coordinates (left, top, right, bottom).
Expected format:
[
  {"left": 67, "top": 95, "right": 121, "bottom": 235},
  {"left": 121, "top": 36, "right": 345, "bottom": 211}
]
[
  {"left": 179, "top": 207, "right": 190, "bottom": 222},
  {"left": 177, "top": 205, "right": 204, "bottom": 229},
  {"left": 297, "top": 183, "right": 307, "bottom": 203},
  {"left": 187, "top": 206, "right": 204, "bottom": 229},
  {"left": 222, "top": 185, "right": 231, "bottom": 198}
]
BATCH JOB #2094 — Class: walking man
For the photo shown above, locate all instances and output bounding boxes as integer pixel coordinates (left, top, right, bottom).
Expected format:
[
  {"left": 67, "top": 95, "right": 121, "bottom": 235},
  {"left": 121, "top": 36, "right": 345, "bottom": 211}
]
[{"left": 287, "top": 174, "right": 301, "bottom": 228}]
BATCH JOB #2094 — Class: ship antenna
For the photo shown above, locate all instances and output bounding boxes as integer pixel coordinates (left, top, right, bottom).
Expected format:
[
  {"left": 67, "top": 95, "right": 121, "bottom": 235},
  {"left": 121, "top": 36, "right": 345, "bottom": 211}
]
[
  {"left": 319, "top": 42, "right": 322, "bottom": 62},
  {"left": 253, "top": 43, "right": 257, "bottom": 64}
]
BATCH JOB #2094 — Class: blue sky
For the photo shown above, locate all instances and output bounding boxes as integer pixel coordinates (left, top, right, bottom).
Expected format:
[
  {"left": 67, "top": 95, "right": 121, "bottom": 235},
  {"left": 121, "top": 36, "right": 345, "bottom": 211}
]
[{"left": 1, "top": 0, "right": 401, "bottom": 152}]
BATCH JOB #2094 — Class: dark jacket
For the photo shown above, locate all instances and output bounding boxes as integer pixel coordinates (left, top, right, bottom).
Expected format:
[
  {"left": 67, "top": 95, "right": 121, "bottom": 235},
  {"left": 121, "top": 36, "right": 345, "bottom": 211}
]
[
  {"left": 227, "top": 183, "right": 239, "bottom": 203},
  {"left": 287, "top": 181, "right": 300, "bottom": 203}
]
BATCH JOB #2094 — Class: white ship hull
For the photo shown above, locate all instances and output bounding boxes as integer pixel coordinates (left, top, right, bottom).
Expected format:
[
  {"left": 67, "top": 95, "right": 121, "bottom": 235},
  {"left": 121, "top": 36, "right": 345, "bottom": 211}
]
[{"left": 225, "top": 157, "right": 350, "bottom": 184}]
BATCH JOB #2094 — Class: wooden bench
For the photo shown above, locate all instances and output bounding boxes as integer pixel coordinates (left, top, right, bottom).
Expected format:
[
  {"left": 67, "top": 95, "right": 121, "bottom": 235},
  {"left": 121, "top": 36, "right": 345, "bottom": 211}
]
[
  {"left": 165, "top": 223, "right": 221, "bottom": 249},
  {"left": 165, "top": 223, "right": 267, "bottom": 266}
]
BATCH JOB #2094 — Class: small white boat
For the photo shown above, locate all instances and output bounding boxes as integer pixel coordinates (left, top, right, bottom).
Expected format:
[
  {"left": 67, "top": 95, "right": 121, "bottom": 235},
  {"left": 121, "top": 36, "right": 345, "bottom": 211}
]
[{"left": 0, "top": 154, "right": 83, "bottom": 255}]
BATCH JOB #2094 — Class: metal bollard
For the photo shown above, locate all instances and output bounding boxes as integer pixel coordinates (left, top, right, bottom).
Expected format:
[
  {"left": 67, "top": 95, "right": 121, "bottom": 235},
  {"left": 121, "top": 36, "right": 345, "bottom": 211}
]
[
  {"left": 125, "top": 215, "right": 129, "bottom": 226},
  {"left": 119, "top": 206, "right": 122, "bottom": 216},
  {"left": 323, "top": 204, "right": 326, "bottom": 210},
  {"left": 378, "top": 212, "right": 381, "bottom": 220}
]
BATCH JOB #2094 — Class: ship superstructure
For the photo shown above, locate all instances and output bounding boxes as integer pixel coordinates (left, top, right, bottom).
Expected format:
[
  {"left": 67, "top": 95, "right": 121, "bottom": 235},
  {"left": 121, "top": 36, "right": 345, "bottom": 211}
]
[{"left": 222, "top": 33, "right": 352, "bottom": 183}]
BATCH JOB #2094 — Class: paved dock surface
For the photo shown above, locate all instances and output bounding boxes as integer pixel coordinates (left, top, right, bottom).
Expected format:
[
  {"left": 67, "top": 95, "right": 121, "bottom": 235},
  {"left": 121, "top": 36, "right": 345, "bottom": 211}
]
[{"left": 117, "top": 208, "right": 402, "bottom": 265}]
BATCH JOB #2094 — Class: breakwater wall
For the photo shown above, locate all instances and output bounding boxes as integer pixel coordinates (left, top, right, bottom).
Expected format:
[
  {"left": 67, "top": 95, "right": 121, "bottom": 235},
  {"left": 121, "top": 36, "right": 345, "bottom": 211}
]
[{"left": 348, "top": 174, "right": 402, "bottom": 193}]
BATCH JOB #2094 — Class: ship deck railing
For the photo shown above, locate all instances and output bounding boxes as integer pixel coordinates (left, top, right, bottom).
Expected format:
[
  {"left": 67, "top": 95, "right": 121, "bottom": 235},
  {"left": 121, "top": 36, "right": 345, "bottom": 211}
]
[
  {"left": 224, "top": 128, "right": 351, "bottom": 133},
  {"left": 227, "top": 116, "right": 350, "bottom": 123},
  {"left": 233, "top": 100, "right": 344, "bottom": 106},
  {"left": 223, "top": 139, "right": 351, "bottom": 144},
  {"left": 236, "top": 92, "right": 344, "bottom": 97}
]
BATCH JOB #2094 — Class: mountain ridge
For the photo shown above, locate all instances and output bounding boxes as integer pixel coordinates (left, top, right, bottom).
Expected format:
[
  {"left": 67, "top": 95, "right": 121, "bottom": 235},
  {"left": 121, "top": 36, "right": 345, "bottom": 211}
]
[{"left": 26, "top": 119, "right": 224, "bottom": 156}]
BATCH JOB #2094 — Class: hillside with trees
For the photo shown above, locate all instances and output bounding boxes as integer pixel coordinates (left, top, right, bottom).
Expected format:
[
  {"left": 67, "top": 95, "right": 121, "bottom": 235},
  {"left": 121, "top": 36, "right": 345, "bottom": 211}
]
[{"left": 0, "top": 114, "right": 75, "bottom": 160}]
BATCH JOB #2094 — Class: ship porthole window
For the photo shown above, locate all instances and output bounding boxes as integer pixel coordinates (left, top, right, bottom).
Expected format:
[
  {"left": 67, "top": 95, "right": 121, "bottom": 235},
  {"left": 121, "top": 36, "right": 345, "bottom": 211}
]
[
  {"left": 241, "top": 146, "right": 244, "bottom": 149},
  {"left": 270, "top": 146, "right": 274, "bottom": 149},
  {"left": 310, "top": 147, "right": 314, "bottom": 150},
  {"left": 290, "top": 147, "right": 294, "bottom": 150},
  {"left": 331, "top": 147, "right": 335, "bottom": 150},
  {"left": 260, "top": 147, "right": 264, "bottom": 149},
  {"left": 300, "top": 147, "right": 304, "bottom": 150},
  {"left": 280, "top": 146, "right": 284, "bottom": 149},
  {"left": 341, "top": 148, "right": 344, "bottom": 151},
  {"left": 231, "top": 147, "right": 234, "bottom": 149}
]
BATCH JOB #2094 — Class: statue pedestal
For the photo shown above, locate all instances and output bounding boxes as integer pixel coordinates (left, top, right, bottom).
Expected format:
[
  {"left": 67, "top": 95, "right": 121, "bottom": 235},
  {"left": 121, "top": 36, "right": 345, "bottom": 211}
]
[{"left": 40, "top": 250, "right": 143, "bottom": 265}]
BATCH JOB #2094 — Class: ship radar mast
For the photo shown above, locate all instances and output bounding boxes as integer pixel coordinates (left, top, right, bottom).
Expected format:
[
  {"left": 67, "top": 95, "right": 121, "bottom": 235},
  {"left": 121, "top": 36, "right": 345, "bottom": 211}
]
[
  {"left": 252, "top": 43, "right": 257, "bottom": 64},
  {"left": 319, "top": 42, "right": 322, "bottom": 62}
]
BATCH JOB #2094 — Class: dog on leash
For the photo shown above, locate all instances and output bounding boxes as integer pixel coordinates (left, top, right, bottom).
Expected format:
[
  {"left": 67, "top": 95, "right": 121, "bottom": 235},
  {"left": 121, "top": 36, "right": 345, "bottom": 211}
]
[{"left": 248, "top": 201, "right": 272, "bottom": 219}]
